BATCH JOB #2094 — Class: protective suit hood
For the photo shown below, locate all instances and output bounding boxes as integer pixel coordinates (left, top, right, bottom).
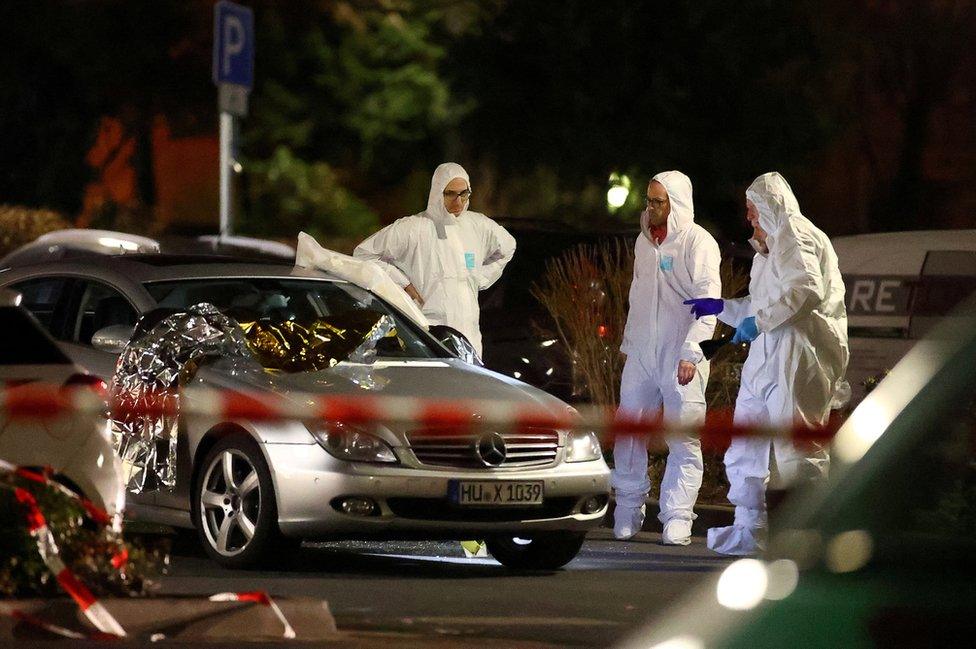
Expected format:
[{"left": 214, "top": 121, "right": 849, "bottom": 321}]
[
  {"left": 745, "top": 172, "right": 801, "bottom": 238},
  {"left": 659, "top": 170, "right": 696, "bottom": 237},
  {"left": 425, "top": 162, "right": 471, "bottom": 238}
]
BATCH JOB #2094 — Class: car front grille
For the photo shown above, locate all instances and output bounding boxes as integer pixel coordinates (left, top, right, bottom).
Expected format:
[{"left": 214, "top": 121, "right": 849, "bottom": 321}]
[{"left": 407, "top": 428, "right": 560, "bottom": 469}]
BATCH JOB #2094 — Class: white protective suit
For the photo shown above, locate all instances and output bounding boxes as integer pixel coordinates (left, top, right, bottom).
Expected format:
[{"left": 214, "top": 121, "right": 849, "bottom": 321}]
[
  {"left": 353, "top": 163, "right": 516, "bottom": 356},
  {"left": 707, "top": 172, "right": 849, "bottom": 556},
  {"left": 613, "top": 171, "right": 722, "bottom": 540}
]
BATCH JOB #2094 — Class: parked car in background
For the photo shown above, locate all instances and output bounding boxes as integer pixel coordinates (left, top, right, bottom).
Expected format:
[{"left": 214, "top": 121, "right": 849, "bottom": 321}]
[
  {"left": 191, "top": 234, "right": 295, "bottom": 260},
  {"left": 0, "top": 289, "right": 124, "bottom": 527},
  {"left": 619, "top": 292, "right": 976, "bottom": 649},
  {"left": 832, "top": 229, "right": 976, "bottom": 404},
  {"left": 0, "top": 256, "right": 610, "bottom": 569},
  {"left": 480, "top": 218, "right": 632, "bottom": 402}
]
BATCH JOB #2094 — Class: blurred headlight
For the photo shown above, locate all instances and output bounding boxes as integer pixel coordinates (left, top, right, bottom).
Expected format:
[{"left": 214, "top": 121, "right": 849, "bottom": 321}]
[
  {"left": 565, "top": 430, "right": 601, "bottom": 462},
  {"left": 307, "top": 422, "right": 397, "bottom": 463}
]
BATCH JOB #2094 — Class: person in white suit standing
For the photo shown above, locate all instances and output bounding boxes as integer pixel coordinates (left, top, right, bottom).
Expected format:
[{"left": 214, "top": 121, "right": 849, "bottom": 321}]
[
  {"left": 686, "top": 172, "right": 849, "bottom": 555},
  {"left": 354, "top": 162, "right": 515, "bottom": 357},
  {"left": 613, "top": 171, "right": 722, "bottom": 545}
]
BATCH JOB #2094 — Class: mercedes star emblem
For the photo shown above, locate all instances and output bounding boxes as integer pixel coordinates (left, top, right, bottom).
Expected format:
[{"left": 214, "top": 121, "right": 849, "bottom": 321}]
[{"left": 476, "top": 432, "right": 507, "bottom": 467}]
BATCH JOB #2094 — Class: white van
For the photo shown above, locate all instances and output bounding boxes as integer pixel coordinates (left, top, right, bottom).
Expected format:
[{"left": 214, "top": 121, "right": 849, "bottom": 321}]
[{"left": 833, "top": 230, "right": 976, "bottom": 404}]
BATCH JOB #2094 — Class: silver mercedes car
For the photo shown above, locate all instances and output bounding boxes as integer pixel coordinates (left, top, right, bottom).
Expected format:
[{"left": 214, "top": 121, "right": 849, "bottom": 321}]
[{"left": 0, "top": 254, "right": 610, "bottom": 569}]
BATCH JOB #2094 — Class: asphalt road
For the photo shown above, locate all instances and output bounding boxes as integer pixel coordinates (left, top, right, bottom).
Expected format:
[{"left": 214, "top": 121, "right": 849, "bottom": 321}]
[{"left": 155, "top": 529, "right": 734, "bottom": 648}]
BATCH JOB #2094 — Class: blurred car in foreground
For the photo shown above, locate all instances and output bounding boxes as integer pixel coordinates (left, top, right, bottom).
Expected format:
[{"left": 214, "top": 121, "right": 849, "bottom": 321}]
[
  {"left": 619, "top": 294, "right": 976, "bottom": 648},
  {"left": 0, "top": 289, "right": 124, "bottom": 527},
  {"left": 0, "top": 256, "right": 610, "bottom": 569}
]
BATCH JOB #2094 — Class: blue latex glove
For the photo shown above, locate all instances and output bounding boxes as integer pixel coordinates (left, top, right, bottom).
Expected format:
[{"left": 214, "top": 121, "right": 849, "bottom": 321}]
[
  {"left": 731, "top": 316, "right": 760, "bottom": 343},
  {"left": 683, "top": 298, "right": 724, "bottom": 319}
]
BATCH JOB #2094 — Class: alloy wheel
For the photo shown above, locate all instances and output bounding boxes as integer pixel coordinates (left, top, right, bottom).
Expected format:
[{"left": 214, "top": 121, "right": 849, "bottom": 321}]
[{"left": 199, "top": 449, "right": 262, "bottom": 557}]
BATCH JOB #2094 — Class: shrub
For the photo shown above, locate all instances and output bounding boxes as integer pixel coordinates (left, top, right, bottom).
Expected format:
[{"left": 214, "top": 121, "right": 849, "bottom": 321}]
[{"left": 531, "top": 239, "right": 632, "bottom": 408}]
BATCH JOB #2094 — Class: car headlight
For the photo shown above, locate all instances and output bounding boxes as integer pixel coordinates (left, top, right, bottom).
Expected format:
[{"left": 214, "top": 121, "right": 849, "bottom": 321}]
[
  {"left": 565, "top": 430, "right": 602, "bottom": 462},
  {"left": 307, "top": 421, "right": 398, "bottom": 463}
]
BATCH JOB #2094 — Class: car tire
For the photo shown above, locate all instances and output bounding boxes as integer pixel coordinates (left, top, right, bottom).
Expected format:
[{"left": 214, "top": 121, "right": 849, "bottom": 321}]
[
  {"left": 192, "top": 435, "right": 288, "bottom": 569},
  {"left": 486, "top": 531, "right": 587, "bottom": 570}
]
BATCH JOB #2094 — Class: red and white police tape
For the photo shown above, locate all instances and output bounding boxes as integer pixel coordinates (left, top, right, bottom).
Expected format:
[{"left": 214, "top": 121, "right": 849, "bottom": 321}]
[
  {"left": 1, "top": 459, "right": 128, "bottom": 638},
  {"left": 1, "top": 462, "right": 296, "bottom": 640},
  {"left": 7, "top": 486, "right": 126, "bottom": 637},
  {"left": 0, "top": 459, "right": 118, "bottom": 531},
  {"left": 209, "top": 591, "right": 296, "bottom": 639},
  {"left": 0, "top": 383, "right": 839, "bottom": 445},
  {"left": 0, "top": 382, "right": 833, "bottom": 639}
]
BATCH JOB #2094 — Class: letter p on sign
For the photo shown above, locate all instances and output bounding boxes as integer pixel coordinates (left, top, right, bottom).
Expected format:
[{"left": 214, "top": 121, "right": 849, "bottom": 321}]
[
  {"left": 213, "top": 1, "right": 254, "bottom": 90},
  {"left": 222, "top": 16, "right": 245, "bottom": 75}
]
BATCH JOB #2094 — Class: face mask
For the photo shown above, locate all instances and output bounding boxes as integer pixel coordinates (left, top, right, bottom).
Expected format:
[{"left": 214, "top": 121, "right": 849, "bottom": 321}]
[{"left": 748, "top": 237, "right": 768, "bottom": 256}]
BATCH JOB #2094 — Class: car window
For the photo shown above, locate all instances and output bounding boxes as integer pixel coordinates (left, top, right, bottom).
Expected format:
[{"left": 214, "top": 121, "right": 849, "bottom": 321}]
[
  {"left": 70, "top": 280, "right": 138, "bottom": 345},
  {"left": 143, "top": 277, "right": 446, "bottom": 362},
  {"left": 0, "top": 306, "right": 72, "bottom": 365},
  {"left": 910, "top": 251, "right": 976, "bottom": 339},
  {"left": 10, "top": 277, "right": 69, "bottom": 334}
]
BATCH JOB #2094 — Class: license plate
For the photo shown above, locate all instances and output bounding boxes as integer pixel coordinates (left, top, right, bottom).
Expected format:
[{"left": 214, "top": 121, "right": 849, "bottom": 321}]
[{"left": 450, "top": 480, "right": 544, "bottom": 506}]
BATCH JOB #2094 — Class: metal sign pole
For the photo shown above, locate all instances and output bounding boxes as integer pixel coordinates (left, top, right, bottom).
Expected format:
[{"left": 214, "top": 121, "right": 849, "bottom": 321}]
[
  {"left": 213, "top": 0, "right": 254, "bottom": 240},
  {"left": 219, "top": 112, "right": 234, "bottom": 237}
]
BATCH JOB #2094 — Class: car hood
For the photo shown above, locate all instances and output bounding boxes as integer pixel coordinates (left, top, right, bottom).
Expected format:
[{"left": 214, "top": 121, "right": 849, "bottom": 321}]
[{"left": 194, "top": 357, "right": 575, "bottom": 420}]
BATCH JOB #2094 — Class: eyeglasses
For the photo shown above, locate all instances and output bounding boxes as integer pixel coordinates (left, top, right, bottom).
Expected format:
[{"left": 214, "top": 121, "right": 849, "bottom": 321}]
[
  {"left": 645, "top": 197, "right": 667, "bottom": 209},
  {"left": 443, "top": 189, "right": 472, "bottom": 200}
]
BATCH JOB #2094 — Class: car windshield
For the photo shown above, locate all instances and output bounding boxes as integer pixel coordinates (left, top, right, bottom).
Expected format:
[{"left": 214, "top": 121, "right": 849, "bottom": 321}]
[{"left": 143, "top": 277, "right": 445, "bottom": 362}]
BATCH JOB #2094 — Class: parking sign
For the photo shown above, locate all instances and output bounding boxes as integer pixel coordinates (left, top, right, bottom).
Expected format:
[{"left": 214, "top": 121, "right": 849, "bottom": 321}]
[{"left": 212, "top": 0, "right": 254, "bottom": 90}]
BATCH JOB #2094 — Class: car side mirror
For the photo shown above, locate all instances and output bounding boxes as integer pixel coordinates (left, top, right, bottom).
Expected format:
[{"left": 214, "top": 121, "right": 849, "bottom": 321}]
[
  {"left": 92, "top": 324, "right": 134, "bottom": 354},
  {"left": 429, "top": 325, "right": 483, "bottom": 366}
]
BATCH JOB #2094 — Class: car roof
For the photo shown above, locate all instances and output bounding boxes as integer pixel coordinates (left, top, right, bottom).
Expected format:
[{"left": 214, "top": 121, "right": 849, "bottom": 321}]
[
  {"left": 0, "top": 230, "right": 297, "bottom": 268},
  {"left": 832, "top": 229, "right": 976, "bottom": 276},
  {"left": 0, "top": 229, "right": 161, "bottom": 267},
  {"left": 1, "top": 254, "right": 340, "bottom": 285}
]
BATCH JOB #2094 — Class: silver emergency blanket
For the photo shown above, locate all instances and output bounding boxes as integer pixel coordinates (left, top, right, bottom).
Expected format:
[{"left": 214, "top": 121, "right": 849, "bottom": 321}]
[
  {"left": 111, "top": 303, "right": 395, "bottom": 493},
  {"left": 111, "top": 303, "right": 254, "bottom": 494},
  {"left": 328, "top": 314, "right": 396, "bottom": 390},
  {"left": 349, "top": 315, "right": 395, "bottom": 364}
]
